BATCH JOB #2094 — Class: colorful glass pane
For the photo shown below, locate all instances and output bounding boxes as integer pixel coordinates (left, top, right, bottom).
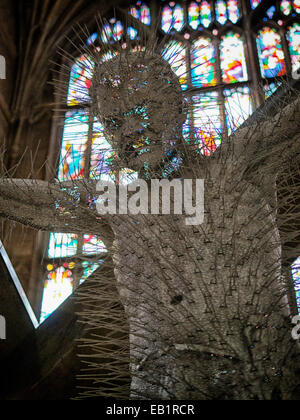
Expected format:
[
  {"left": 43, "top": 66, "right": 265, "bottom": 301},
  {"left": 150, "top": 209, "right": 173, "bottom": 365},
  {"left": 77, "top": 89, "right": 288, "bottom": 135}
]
[
  {"left": 173, "top": 5, "right": 185, "bottom": 32},
  {"left": 162, "top": 41, "right": 188, "bottom": 89},
  {"left": 250, "top": 0, "right": 262, "bottom": 9},
  {"left": 162, "top": 4, "right": 184, "bottom": 33},
  {"left": 287, "top": 23, "right": 300, "bottom": 73},
  {"left": 140, "top": 4, "right": 151, "bottom": 25},
  {"left": 67, "top": 55, "right": 94, "bottom": 106},
  {"left": 224, "top": 87, "right": 253, "bottom": 134},
  {"left": 162, "top": 5, "right": 173, "bottom": 33},
  {"left": 58, "top": 110, "right": 89, "bottom": 181},
  {"left": 130, "top": 3, "right": 151, "bottom": 25},
  {"left": 127, "top": 27, "right": 138, "bottom": 40},
  {"left": 263, "top": 81, "right": 281, "bottom": 98},
  {"left": 280, "top": 0, "right": 292, "bottom": 15},
  {"left": 80, "top": 261, "right": 102, "bottom": 285},
  {"left": 200, "top": 0, "right": 212, "bottom": 28},
  {"left": 293, "top": 0, "right": 300, "bottom": 13},
  {"left": 227, "top": 0, "right": 240, "bottom": 24},
  {"left": 192, "top": 92, "right": 222, "bottom": 156},
  {"left": 90, "top": 120, "right": 115, "bottom": 181},
  {"left": 40, "top": 265, "right": 74, "bottom": 323},
  {"left": 215, "top": 0, "right": 227, "bottom": 25},
  {"left": 256, "top": 27, "right": 286, "bottom": 78},
  {"left": 191, "top": 38, "right": 217, "bottom": 87},
  {"left": 266, "top": 5, "right": 276, "bottom": 19},
  {"left": 220, "top": 32, "right": 248, "bottom": 84},
  {"left": 101, "top": 23, "right": 113, "bottom": 43},
  {"left": 83, "top": 235, "right": 107, "bottom": 255},
  {"left": 292, "top": 257, "right": 300, "bottom": 312},
  {"left": 86, "top": 33, "right": 97, "bottom": 46},
  {"left": 113, "top": 21, "right": 124, "bottom": 41},
  {"left": 188, "top": 2, "right": 200, "bottom": 30},
  {"left": 48, "top": 233, "right": 78, "bottom": 259},
  {"left": 130, "top": 5, "right": 140, "bottom": 19}
]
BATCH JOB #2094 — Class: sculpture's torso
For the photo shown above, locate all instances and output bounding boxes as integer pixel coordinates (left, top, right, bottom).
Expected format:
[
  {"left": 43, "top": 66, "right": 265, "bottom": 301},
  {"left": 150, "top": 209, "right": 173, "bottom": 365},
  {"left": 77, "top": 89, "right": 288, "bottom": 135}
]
[{"left": 110, "top": 177, "right": 287, "bottom": 399}]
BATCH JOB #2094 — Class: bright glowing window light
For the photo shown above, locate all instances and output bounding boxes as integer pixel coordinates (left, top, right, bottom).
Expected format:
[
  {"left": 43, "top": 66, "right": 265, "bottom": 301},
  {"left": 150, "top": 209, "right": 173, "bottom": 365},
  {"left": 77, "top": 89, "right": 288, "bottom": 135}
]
[{"left": 292, "top": 257, "right": 300, "bottom": 312}]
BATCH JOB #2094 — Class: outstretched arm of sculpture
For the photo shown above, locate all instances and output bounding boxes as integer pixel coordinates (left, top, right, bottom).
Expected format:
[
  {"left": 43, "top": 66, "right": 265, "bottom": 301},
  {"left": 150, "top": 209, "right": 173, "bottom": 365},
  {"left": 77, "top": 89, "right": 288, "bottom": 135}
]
[
  {"left": 0, "top": 178, "right": 113, "bottom": 243},
  {"left": 229, "top": 95, "right": 300, "bottom": 174}
]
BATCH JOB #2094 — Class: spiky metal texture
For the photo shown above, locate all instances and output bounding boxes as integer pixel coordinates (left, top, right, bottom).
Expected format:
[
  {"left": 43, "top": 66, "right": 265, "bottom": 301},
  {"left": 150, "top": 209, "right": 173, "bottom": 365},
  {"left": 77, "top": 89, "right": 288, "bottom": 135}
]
[{"left": 1, "top": 22, "right": 300, "bottom": 400}]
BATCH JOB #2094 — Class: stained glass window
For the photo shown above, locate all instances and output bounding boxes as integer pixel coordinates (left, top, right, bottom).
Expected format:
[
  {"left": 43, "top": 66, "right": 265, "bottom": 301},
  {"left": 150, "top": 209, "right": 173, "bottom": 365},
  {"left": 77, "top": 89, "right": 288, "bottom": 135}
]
[
  {"left": 162, "top": 40, "right": 188, "bottom": 89},
  {"left": 224, "top": 87, "right": 253, "bottom": 134},
  {"left": 287, "top": 23, "right": 300, "bottom": 73},
  {"left": 161, "top": 5, "right": 173, "bottom": 33},
  {"left": 46, "top": 0, "right": 300, "bottom": 323},
  {"left": 67, "top": 55, "right": 94, "bottom": 106},
  {"left": 192, "top": 92, "right": 222, "bottom": 155},
  {"left": 220, "top": 32, "right": 248, "bottom": 84},
  {"left": 251, "top": 0, "right": 262, "bottom": 9},
  {"left": 292, "top": 257, "right": 300, "bottom": 312},
  {"left": 101, "top": 20, "right": 124, "bottom": 43},
  {"left": 215, "top": 0, "right": 228, "bottom": 25},
  {"left": 48, "top": 233, "right": 78, "bottom": 259},
  {"left": 90, "top": 121, "right": 114, "bottom": 181},
  {"left": 80, "top": 261, "right": 102, "bottom": 285},
  {"left": 200, "top": 0, "right": 212, "bottom": 27},
  {"left": 40, "top": 264, "right": 74, "bottom": 323},
  {"left": 256, "top": 27, "right": 286, "bottom": 78},
  {"left": 130, "top": 2, "right": 151, "bottom": 25},
  {"left": 58, "top": 110, "right": 89, "bottom": 181},
  {"left": 83, "top": 235, "right": 107, "bottom": 256},
  {"left": 263, "top": 80, "right": 282, "bottom": 98},
  {"left": 161, "top": 3, "right": 184, "bottom": 33},
  {"left": 101, "top": 23, "right": 113, "bottom": 43},
  {"left": 188, "top": 2, "right": 201, "bottom": 30},
  {"left": 188, "top": 1, "right": 213, "bottom": 30},
  {"left": 280, "top": 0, "right": 292, "bottom": 15},
  {"left": 140, "top": 3, "right": 151, "bottom": 25},
  {"left": 227, "top": 0, "right": 240, "bottom": 24},
  {"left": 266, "top": 5, "right": 276, "bottom": 19},
  {"left": 294, "top": 0, "right": 300, "bottom": 14},
  {"left": 191, "top": 37, "right": 217, "bottom": 87}
]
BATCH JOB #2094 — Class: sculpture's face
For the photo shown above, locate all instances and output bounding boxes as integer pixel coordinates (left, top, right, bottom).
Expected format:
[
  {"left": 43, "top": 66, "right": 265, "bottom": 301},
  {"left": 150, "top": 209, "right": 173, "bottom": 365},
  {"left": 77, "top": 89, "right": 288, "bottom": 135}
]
[{"left": 90, "top": 52, "right": 187, "bottom": 172}]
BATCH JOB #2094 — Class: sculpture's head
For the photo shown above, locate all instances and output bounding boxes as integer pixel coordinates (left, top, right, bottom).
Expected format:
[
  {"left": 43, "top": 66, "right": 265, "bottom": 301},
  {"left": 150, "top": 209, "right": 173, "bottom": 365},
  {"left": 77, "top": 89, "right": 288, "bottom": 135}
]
[{"left": 90, "top": 51, "right": 187, "bottom": 172}]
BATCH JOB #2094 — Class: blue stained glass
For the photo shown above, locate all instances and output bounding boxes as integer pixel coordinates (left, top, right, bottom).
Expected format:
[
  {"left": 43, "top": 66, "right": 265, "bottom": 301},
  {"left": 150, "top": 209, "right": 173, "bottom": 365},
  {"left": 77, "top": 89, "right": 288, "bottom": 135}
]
[
  {"left": 266, "top": 5, "right": 276, "bottom": 19},
  {"left": 58, "top": 110, "right": 89, "bottom": 181},
  {"left": 251, "top": 0, "right": 262, "bottom": 9},
  {"left": 127, "top": 27, "right": 138, "bottom": 40},
  {"left": 224, "top": 87, "right": 253, "bottom": 134}
]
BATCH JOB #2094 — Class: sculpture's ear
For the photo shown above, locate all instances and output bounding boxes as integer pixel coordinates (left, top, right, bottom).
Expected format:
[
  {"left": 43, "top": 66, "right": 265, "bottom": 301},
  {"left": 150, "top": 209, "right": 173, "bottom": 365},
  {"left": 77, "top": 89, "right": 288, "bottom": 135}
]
[{"left": 90, "top": 51, "right": 187, "bottom": 174}]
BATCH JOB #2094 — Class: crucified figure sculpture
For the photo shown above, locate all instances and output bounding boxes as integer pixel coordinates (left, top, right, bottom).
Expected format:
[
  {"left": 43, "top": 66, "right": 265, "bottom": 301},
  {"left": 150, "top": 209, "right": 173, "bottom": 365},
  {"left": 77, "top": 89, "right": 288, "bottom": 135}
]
[{"left": 0, "top": 50, "right": 300, "bottom": 400}]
